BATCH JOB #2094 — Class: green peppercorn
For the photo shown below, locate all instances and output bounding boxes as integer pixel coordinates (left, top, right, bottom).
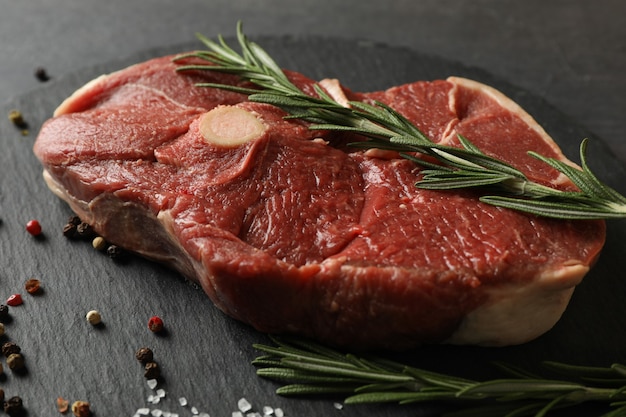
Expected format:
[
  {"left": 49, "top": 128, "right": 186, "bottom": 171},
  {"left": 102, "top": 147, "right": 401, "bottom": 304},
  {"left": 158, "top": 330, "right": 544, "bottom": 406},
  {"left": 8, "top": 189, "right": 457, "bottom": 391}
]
[
  {"left": 2, "top": 342, "right": 20, "bottom": 357},
  {"left": 8, "top": 110, "right": 26, "bottom": 128},
  {"left": 7, "top": 353, "right": 25, "bottom": 371},
  {"left": 135, "top": 347, "right": 154, "bottom": 364}
]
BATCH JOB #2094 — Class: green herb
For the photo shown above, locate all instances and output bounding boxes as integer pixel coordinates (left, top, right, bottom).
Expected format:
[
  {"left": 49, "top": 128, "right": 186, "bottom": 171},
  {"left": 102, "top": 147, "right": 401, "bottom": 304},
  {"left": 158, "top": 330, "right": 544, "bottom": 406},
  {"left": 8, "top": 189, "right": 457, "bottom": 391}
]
[
  {"left": 174, "top": 22, "right": 626, "bottom": 220},
  {"left": 252, "top": 336, "right": 626, "bottom": 417}
]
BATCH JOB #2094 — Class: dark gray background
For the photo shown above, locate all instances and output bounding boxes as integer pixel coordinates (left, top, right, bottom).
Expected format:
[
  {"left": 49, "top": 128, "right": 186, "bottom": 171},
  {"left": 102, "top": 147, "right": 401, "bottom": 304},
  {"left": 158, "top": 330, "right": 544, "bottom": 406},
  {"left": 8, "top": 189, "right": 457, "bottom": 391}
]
[
  {"left": 2, "top": 0, "right": 625, "bottom": 163},
  {"left": 1, "top": 2, "right": 625, "bottom": 417}
]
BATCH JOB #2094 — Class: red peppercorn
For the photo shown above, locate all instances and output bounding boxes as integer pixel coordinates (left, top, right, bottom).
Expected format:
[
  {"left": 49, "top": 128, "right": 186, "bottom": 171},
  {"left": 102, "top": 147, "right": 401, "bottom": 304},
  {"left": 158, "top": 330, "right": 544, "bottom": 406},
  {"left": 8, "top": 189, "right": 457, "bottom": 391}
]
[
  {"left": 6, "top": 294, "right": 22, "bottom": 307},
  {"left": 25, "top": 219, "right": 42, "bottom": 236},
  {"left": 147, "top": 316, "right": 164, "bottom": 333}
]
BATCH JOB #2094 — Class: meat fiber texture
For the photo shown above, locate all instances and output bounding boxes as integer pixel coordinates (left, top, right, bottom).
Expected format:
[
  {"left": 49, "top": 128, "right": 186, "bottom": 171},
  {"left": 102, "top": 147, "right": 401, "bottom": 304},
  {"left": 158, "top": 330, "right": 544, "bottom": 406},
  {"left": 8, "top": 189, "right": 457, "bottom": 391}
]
[{"left": 33, "top": 55, "right": 605, "bottom": 350}]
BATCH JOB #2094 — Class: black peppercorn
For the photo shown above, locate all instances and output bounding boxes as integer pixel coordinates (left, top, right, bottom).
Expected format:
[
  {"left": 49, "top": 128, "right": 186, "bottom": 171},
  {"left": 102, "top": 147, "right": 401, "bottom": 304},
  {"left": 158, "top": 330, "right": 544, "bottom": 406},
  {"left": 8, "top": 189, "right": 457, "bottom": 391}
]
[
  {"left": 144, "top": 361, "right": 160, "bottom": 379},
  {"left": 63, "top": 222, "right": 78, "bottom": 238},
  {"left": 0, "top": 304, "right": 9, "bottom": 322},
  {"left": 107, "top": 244, "right": 124, "bottom": 259},
  {"left": 2, "top": 342, "right": 20, "bottom": 357},
  {"left": 68, "top": 215, "right": 82, "bottom": 226},
  {"left": 135, "top": 347, "right": 154, "bottom": 364},
  {"left": 35, "top": 67, "right": 49, "bottom": 82},
  {"left": 76, "top": 222, "right": 95, "bottom": 239},
  {"left": 4, "top": 396, "right": 24, "bottom": 416}
]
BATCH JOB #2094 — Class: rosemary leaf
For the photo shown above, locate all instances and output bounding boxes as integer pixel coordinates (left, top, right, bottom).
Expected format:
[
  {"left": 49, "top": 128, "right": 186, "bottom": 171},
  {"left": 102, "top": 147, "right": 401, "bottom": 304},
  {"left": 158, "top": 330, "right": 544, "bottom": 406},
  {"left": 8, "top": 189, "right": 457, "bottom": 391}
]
[{"left": 175, "top": 23, "right": 626, "bottom": 220}]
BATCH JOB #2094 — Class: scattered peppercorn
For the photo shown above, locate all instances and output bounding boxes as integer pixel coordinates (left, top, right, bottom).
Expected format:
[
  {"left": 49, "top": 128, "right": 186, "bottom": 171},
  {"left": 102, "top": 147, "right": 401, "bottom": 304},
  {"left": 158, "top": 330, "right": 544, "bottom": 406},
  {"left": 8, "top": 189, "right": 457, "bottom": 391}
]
[
  {"left": 76, "top": 222, "right": 95, "bottom": 239},
  {"left": 57, "top": 397, "right": 69, "bottom": 414},
  {"left": 91, "top": 236, "right": 107, "bottom": 251},
  {"left": 68, "top": 215, "right": 81, "bottom": 225},
  {"left": 0, "top": 388, "right": 4, "bottom": 402},
  {"left": 25, "top": 278, "right": 42, "bottom": 295},
  {"left": 7, "top": 353, "right": 25, "bottom": 371},
  {"left": 2, "top": 342, "right": 21, "bottom": 357},
  {"left": 62, "top": 222, "right": 78, "bottom": 238},
  {"left": 85, "top": 310, "right": 102, "bottom": 326},
  {"left": 0, "top": 304, "right": 9, "bottom": 322},
  {"left": 147, "top": 316, "right": 164, "bottom": 333},
  {"left": 135, "top": 347, "right": 154, "bottom": 364},
  {"left": 144, "top": 361, "right": 161, "bottom": 379},
  {"left": 0, "top": 323, "right": 4, "bottom": 337},
  {"left": 71, "top": 400, "right": 91, "bottom": 417},
  {"left": 35, "top": 66, "right": 50, "bottom": 82},
  {"left": 6, "top": 294, "right": 23, "bottom": 307},
  {"left": 8, "top": 109, "right": 27, "bottom": 128},
  {"left": 4, "top": 395, "right": 24, "bottom": 416},
  {"left": 25, "top": 219, "right": 42, "bottom": 236},
  {"left": 106, "top": 244, "right": 124, "bottom": 259}
]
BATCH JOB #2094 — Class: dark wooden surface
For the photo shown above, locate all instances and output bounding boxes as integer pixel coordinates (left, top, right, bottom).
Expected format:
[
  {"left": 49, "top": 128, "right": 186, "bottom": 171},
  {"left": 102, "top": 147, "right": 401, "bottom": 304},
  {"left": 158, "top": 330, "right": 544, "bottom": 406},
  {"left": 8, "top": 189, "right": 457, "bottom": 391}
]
[{"left": 1, "top": 2, "right": 625, "bottom": 416}]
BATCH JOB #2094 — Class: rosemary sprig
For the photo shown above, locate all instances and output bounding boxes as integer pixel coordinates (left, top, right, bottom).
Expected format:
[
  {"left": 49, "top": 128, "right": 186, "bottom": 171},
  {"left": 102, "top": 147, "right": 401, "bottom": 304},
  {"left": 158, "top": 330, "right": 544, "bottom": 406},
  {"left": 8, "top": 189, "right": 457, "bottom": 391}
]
[
  {"left": 253, "top": 336, "right": 626, "bottom": 417},
  {"left": 174, "top": 22, "right": 626, "bottom": 220}
]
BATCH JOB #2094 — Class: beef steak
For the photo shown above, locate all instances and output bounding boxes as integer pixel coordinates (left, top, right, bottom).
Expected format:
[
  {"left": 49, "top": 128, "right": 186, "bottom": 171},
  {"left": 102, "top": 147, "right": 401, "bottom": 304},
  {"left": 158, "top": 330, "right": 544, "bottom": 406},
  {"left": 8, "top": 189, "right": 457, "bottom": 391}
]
[{"left": 33, "top": 54, "right": 605, "bottom": 350}]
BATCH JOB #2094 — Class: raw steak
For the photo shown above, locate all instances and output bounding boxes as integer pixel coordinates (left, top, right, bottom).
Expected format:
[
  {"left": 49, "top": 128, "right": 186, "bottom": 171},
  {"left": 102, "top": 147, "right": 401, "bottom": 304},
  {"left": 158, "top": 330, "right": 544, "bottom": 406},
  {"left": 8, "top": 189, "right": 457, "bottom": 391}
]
[{"left": 33, "top": 54, "right": 605, "bottom": 350}]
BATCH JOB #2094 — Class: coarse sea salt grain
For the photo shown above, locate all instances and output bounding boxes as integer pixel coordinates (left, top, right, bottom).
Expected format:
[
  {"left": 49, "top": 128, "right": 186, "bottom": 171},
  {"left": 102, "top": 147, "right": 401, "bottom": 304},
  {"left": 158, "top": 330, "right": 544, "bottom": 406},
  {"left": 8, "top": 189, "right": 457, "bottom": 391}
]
[
  {"left": 238, "top": 398, "right": 252, "bottom": 413},
  {"left": 136, "top": 408, "right": 150, "bottom": 415},
  {"left": 274, "top": 409, "right": 284, "bottom": 417},
  {"left": 147, "top": 379, "right": 158, "bottom": 390},
  {"left": 191, "top": 406, "right": 199, "bottom": 414},
  {"left": 262, "top": 406, "right": 273, "bottom": 415},
  {"left": 334, "top": 402, "right": 343, "bottom": 410},
  {"left": 178, "top": 397, "right": 188, "bottom": 407},
  {"left": 232, "top": 412, "right": 244, "bottom": 417},
  {"left": 151, "top": 409, "right": 163, "bottom": 417},
  {"left": 156, "top": 388, "right": 166, "bottom": 398}
]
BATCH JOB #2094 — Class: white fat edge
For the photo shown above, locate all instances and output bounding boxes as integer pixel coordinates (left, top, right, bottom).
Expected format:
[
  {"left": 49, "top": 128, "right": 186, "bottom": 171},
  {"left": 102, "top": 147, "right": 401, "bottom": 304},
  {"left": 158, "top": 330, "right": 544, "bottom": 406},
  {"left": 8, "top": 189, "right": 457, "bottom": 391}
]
[
  {"left": 446, "top": 76, "right": 576, "bottom": 186},
  {"left": 54, "top": 74, "right": 110, "bottom": 116},
  {"left": 445, "top": 261, "right": 589, "bottom": 346}
]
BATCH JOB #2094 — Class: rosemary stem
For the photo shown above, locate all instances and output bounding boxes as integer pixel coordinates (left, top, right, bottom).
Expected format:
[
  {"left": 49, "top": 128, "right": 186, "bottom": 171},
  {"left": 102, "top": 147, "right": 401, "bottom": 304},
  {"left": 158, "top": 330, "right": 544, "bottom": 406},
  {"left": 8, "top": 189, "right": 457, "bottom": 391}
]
[{"left": 175, "top": 23, "right": 626, "bottom": 220}]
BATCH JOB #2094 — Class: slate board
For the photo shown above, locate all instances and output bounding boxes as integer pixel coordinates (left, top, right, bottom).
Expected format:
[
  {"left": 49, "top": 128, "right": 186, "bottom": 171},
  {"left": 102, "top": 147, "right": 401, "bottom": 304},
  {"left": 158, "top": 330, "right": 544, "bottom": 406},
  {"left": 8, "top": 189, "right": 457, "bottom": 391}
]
[{"left": 1, "top": 37, "right": 625, "bottom": 417}]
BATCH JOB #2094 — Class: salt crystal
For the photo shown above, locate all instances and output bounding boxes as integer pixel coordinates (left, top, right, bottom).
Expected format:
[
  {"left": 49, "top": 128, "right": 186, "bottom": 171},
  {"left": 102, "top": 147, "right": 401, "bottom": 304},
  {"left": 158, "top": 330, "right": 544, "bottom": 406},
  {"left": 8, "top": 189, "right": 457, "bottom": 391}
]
[
  {"left": 191, "top": 406, "right": 199, "bottom": 414},
  {"left": 136, "top": 408, "right": 150, "bottom": 416},
  {"left": 232, "top": 412, "right": 244, "bottom": 417},
  {"left": 333, "top": 402, "right": 343, "bottom": 410},
  {"left": 151, "top": 410, "right": 163, "bottom": 417},
  {"left": 178, "top": 397, "right": 188, "bottom": 407},
  {"left": 246, "top": 413, "right": 261, "bottom": 417},
  {"left": 147, "top": 379, "right": 158, "bottom": 390},
  {"left": 274, "top": 408, "right": 284, "bottom": 417},
  {"left": 238, "top": 398, "right": 252, "bottom": 413},
  {"left": 156, "top": 388, "right": 166, "bottom": 398},
  {"left": 198, "top": 413, "right": 210, "bottom": 417},
  {"left": 151, "top": 396, "right": 161, "bottom": 405},
  {"left": 262, "top": 406, "right": 273, "bottom": 415}
]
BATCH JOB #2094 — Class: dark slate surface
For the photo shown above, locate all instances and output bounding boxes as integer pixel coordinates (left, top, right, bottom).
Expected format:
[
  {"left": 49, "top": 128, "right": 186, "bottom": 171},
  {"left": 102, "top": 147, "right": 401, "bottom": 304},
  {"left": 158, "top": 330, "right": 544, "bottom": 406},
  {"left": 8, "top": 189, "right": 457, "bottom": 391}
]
[{"left": 1, "top": 36, "right": 625, "bottom": 417}]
